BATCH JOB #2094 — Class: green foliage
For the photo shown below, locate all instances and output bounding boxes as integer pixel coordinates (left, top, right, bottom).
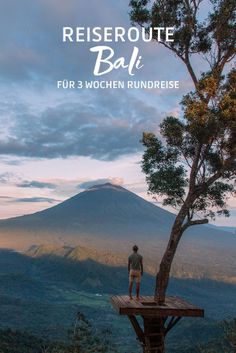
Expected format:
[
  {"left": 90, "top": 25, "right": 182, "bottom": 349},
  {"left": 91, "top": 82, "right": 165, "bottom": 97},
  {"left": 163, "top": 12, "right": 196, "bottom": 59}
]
[
  {"left": 0, "top": 329, "right": 45, "bottom": 353},
  {"left": 224, "top": 319, "right": 236, "bottom": 352},
  {"left": 0, "top": 314, "right": 119, "bottom": 353},
  {"left": 142, "top": 131, "right": 187, "bottom": 207},
  {"left": 129, "top": 0, "right": 236, "bottom": 85},
  {"left": 0, "top": 316, "right": 236, "bottom": 353},
  {"left": 197, "top": 319, "right": 236, "bottom": 353},
  {"left": 2, "top": 250, "right": 236, "bottom": 353},
  {"left": 129, "top": 1, "right": 236, "bottom": 249},
  {"left": 130, "top": 0, "right": 236, "bottom": 224},
  {"left": 141, "top": 69, "right": 235, "bottom": 221},
  {"left": 66, "top": 312, "right": 118, "bottom": 353}
]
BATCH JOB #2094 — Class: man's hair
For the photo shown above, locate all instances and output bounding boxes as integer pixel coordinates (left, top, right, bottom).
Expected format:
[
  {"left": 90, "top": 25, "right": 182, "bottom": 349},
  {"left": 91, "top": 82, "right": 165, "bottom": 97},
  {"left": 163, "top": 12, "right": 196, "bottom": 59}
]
[{"left": 133, "top": 245, "right": 138, "bottom": 252}]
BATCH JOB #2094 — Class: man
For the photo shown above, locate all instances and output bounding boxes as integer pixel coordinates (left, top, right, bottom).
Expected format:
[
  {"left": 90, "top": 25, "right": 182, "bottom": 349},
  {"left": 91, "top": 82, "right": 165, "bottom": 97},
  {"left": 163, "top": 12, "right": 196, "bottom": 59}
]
[{"left": 128, "top": 245, "right": 143, "bottom": 300}]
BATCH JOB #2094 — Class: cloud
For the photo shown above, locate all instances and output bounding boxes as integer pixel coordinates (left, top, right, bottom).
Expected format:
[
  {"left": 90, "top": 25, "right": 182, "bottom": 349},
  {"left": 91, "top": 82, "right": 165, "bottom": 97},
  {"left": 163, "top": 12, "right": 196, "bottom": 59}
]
[
  {"left": 17, "top": 180, "right": 56, "bottom": 189},
  {"left": 2, "top": 159, "right": 25, "bottom": 166},
  {"left": 0, "top": 0, "right": 187, "bottom": 86},
  {"left": 9, "top": 197, "right": 59, "bottom": 204},
  {"left": 78, "top": 177, "right": 123, "bottom": 190},
  {"left": 0, "top": 0, "right": 191, "bottom": 164},
  {"left": 0, "top": 173, "right": 10, "bottom": 183},
  {"left": 0, "top": 90, "right": 161, "bottom": 161},
  {"left": 0, "top": 172, "right": 18, "bottom": 184},
  {"left": 0, "top": 0, "right": 129, "bottom": 83}
]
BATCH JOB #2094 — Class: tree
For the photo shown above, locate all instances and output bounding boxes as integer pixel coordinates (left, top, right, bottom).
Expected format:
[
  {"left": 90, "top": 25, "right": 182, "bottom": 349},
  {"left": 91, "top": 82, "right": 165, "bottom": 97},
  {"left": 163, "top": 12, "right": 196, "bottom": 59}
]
[
  {"left": 129, "top": 0, "right": 236, "bottom": 305},
  {"left": 68, "top": 312, "right": 118, "bottom": 353},
  {"left": 198, "top": 319, "right": 236, "bottom": 352},
  {"left": 224, "top": 319, "right": 236, "bottom": 353}
]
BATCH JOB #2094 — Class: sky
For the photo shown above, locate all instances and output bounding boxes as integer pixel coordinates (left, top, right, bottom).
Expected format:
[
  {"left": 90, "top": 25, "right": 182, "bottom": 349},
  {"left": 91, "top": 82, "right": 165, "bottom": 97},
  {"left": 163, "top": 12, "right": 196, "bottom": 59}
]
[{"left": 0, "top": 0, "right": 235, "bottom": 226}]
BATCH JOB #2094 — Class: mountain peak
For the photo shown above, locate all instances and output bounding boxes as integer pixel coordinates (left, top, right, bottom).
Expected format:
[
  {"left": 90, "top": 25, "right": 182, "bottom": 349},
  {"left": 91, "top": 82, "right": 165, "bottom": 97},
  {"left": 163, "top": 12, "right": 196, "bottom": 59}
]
[{"left": 88, "top": 183, "right": 125, "bottom": 192}]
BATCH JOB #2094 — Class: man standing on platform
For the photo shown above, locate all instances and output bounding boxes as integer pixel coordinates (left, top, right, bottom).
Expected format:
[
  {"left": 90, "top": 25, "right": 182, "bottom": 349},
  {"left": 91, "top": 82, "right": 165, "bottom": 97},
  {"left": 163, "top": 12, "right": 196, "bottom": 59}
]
[{"left": 128, "top": 245, "right": 143, "bottom": 300}]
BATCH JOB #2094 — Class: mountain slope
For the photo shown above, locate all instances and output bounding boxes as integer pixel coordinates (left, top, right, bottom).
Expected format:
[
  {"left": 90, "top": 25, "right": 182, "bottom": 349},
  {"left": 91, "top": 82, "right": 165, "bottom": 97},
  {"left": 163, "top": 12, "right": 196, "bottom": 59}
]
[
  {"left": 1, "top": 248, "right": 236, "bottom": 353},
  {"left": 0, "top": 183, "right": 235, "bottom": 242},
  {"left": 0, "top": 183, "right": 235, "bottom": 282},
  {"left": 0, "top": 183, "right": 175, "bottom": 250},
  {"left": 0, "top": 183, "right": 174, "bottom": 235}
]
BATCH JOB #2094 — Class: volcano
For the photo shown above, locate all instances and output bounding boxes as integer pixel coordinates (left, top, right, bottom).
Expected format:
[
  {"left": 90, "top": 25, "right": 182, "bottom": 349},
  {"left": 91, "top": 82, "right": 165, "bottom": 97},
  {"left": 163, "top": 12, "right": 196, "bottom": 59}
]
[
  {"left": 0, "top": 183, "right": 235, "bottom": 282},
  {"left": 0, "top": 183, "right": 176, "bottom": 250}
]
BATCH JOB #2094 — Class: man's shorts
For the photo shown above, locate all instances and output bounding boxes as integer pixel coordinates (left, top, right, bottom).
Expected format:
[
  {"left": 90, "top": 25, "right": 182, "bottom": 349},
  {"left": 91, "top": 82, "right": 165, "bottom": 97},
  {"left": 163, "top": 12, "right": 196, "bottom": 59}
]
[{"left": 129, "top": 269, "right": 141, "bottom": 284}]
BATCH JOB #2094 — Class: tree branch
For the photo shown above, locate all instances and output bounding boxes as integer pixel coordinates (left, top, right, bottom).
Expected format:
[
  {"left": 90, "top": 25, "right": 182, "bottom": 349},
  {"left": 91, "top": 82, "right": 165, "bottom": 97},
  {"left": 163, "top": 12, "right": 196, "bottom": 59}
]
[
  {"left": 189, "top": 143, "right": 202, "bottom": 191},
  {"left": 182, "top": 218, "right": 209, "bottom": 232},
  {"left": 197, "top": 138, "right": 214, "bottom": 175},
  {"left": 196, "top": 154, "right": 236, "bottom": 195},
  {"left": 159, "top": 41, "right": 185, "bottom": 62}
]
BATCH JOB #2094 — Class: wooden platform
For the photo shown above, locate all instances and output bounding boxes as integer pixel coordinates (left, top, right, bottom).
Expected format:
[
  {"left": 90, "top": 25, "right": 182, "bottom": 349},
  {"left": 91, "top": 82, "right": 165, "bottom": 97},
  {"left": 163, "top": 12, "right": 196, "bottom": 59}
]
[{"left": 110, "top": 295, "right": 204, "bottom": 318}]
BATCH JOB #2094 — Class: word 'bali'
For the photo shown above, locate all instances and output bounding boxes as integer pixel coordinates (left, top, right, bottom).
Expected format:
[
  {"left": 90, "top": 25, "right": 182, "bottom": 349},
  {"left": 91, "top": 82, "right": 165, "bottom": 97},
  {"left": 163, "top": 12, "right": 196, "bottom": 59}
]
[{"left": 62, "top": 26, "right": 175, "bottom": 76}]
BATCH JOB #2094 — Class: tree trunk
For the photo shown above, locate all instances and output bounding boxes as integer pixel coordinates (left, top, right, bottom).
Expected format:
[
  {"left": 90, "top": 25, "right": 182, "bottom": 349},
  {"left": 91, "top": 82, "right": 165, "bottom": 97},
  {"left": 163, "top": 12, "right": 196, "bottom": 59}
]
[
  {"left": 143, "top": 317, "right": 165, "bottom": 353},
  {"left": 155, "top": 229, "right": 182, "bottom": 304},
  {"left": 154, "top": 197, "right": 193, "bottom": 304}
]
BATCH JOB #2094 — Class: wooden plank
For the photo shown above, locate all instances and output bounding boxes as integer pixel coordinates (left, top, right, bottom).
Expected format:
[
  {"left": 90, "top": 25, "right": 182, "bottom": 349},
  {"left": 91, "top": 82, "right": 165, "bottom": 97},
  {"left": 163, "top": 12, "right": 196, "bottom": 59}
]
[
  {"left": 165, "top": 317, "right": 182, "bottom": 335},
  {"left": 110, "top": 295, "right": 204, "bottom": 318},
  {"left": 116, "top": 296, "right": 128, "bottom": 308},
  {"left": 111, "top": 295, "right": 203, "bottom": 314},
  {"left": 128, "top": 315, "right": 145, "bottom": 344},
  {"left": 128, "top": 298, "right": 144, "bottom": 309},
  {"left": 119, "top": 295, "right": 144, "bottom": 308},
  {"left": 117, "top": 295, "right": 128, "bottom": 307},
  {"left": 110, "top": 295, "right": 126, "bottom": 314}
]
